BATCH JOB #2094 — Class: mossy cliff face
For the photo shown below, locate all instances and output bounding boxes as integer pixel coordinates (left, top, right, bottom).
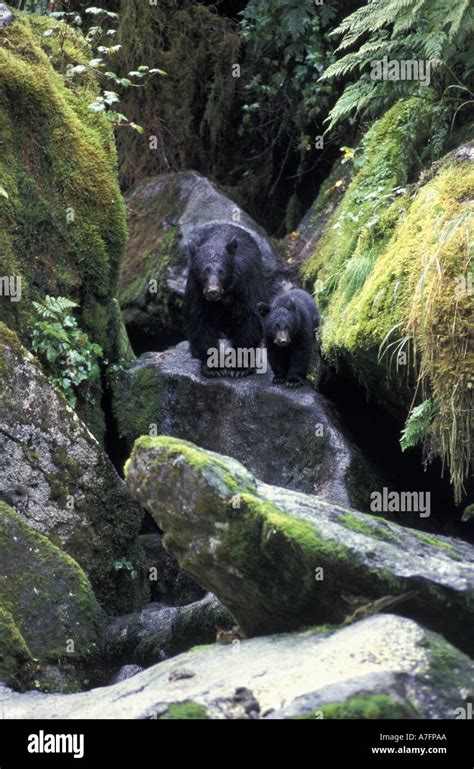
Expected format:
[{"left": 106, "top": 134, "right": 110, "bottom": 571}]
[
  {"left": 125, "top": 436, "right": 474, "bottom": 651},
  {"left": 302, "top": 100, "right": 473, "bottom": 502},
  {"left": 0, "top": 501, "right": 103, "bottom": 692},
  {"left": 0, "top": 323, "right": 144, "bottom": 614},
  {"left": 0, "top": 12, "right": 133, "bottom": 436}
]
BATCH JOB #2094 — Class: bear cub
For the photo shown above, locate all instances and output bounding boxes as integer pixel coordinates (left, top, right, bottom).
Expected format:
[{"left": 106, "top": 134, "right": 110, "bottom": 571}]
[
  {"left": 258, "top": 288, "right": 320, "bottom": 388},
  {"left": 184, "top": 223, "right": 267, "bottom": 378}
]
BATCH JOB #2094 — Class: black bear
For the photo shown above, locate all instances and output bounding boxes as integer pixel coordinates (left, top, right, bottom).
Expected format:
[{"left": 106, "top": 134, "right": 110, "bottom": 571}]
[
  {"left": 183, "top": 224, "right": 267, "bottom": 378},
  {"left": 257, "top": 288, "right": 320, "bottom": 388}
]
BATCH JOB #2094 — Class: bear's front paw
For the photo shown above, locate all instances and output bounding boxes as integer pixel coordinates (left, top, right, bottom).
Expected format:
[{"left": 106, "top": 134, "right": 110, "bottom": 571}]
[
  {"left": 272, "top": 375, "right": 286, "bottom": 385},
  {"left": 229, "top": 367, "right": 255, "bottom": 379},
  {"left": 286, "top": 377, "right": 305, "bottom": 389},
  {"left": 201, "top": 365, "right": 227, "bottom": 379}
]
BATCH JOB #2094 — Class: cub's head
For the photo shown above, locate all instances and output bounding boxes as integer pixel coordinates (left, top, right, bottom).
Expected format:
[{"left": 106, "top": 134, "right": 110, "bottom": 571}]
[
  {"left": 257, "top": 296, "right": 298, "bottom": 347},
  {"left": 188, "top": 234, "right": 238, "bottom": 302}
]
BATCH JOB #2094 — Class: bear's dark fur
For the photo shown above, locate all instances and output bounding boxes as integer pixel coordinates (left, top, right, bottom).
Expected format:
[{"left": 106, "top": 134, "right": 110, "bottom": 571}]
[
  {"left": 183, "top": 224, "right": 267, "bottom": 378},
  {"left": 258, "top": 288, "right": 320, "bottom": 388}
]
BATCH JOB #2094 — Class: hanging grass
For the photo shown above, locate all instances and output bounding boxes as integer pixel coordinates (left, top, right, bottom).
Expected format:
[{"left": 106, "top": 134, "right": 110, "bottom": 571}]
[{"left": 303, "top": 99, "right": 473, "bottom": 503}]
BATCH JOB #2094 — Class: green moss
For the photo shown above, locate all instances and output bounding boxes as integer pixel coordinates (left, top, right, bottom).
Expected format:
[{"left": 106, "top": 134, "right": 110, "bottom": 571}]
[
  {"left": 0, "top": 606, "right": 34, "bottom": 691},
  {"left": 127, "top": 435, "right": 256, "bottom": 498},
  {"left": 114, "top": 365, "right": 164, "bottom": 448},
  {"left": 159, "top": 701, "right": 209, "bottom": 720},
  {"left": 294, "top": 695, "right": 418, "bottom": 719},
  {"left": 419, "top": 633, "right": 467, "bottom": 691},
  {"left": 0, "top": 502, "right": 103, "bottom": 673},
  {"left": 339, "top": 512, "right": 402, "bottom": 545},
  {"left": 410, "top": 530, "right": 459, "bottom": 556},
  {"left": 0, "top": 13, "right": 132, "bottom": 439},
  {"left": 302, "top": 97, "right": 473, "bottom": 501}
]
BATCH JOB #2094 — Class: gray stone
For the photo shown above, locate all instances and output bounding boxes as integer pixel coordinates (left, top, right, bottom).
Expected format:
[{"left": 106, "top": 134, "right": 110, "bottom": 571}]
[
  {"left": 0, "top": 325, "right": 143, "bottom": 613},
  {"left": 0, "top": 615, "right": 472, "bottom": 719},
  {"left": 115, "top": 341, "right": 376, "bottom": 510},
  {"left": 105, "top": 593, "right": 234, "bottom": 665},
  {"left": 0, "top": 4, "right": 13, "bottom": 29},
  {"left": 139, "top": 533, "right": 205, "bottom": 606},
  {"left": 111, "top": 665, "right": 144, "bottom": 685}
]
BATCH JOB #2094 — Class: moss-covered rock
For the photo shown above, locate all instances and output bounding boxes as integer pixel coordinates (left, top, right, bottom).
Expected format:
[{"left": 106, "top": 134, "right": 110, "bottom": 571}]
[
  {"left": 0, "top": 606, "right": 34, "bottom": 691},
  {"left": 0, "top": 501, "right": 104, "bottom": 691},
  {"left": 0, "top": 323, "right": 144, "bottom": 614},
  {"left": 0, "top": 11, "right": 133, "bottom": 439},
  {"left": 301, "top": 100, "right": 473, "bottom": 503},
  {"left": 125, "top": 436, "right": 474, "bottom": 652}
]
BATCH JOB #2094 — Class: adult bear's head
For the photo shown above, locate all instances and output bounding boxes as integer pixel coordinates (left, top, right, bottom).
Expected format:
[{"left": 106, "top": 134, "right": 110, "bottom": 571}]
[
  {"left": 257, "top": 294, "right": 299, "bottom": 347},
  {"left": 187, "top": 232, "right": 239, "bottom": 302}
]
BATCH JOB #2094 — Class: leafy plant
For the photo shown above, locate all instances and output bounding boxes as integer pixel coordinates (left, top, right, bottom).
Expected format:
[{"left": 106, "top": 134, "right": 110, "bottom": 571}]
[
  {"left": 31, "top": 296, "right": 103, "bottom": 408},
  {"left": 400, "top": 398, "right": 435, "bottom": 451},
  {"left": 41, "top": 5, "right": 165, "bottom": 132},
  {"left": 321, "top": 0, "right": 474, "bottom": 127},
  {"left": 237, "top": 0, "right": 344, "bottom": 231},
  {"left": 114, "top": 558, "right": 137, "bottom": 580}
]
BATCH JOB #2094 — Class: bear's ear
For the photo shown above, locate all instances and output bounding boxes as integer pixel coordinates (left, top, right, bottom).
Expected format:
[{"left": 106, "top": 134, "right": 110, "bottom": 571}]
[
  {"left": 257, "top": 302, "right": 270, "bottom": 317},
  {"left": 226, "top": 236, "right": 238, "bottom": 256},
  {"left": 286, "top": 298, "right": 296, "bottom": 311}
]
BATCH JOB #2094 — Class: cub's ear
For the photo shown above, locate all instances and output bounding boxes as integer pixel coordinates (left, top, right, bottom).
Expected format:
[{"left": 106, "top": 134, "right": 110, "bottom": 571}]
[
  {"left": 226, "top": 236, "right": 238, "bottom": 256},
  {"left": 257, "top": 302, "right": 271, "bottom": 317}
]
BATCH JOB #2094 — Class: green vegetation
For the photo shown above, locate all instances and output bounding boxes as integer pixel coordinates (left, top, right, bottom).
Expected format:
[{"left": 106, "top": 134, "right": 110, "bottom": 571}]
[
  {"left": 31, "top": 295, "right": 103, "bottom": 409},
  {"left": 294, "top": 694, "right": 418, "bottom": 719},
  {"left": 323, "top": 0, "right": 474, "bottom": 128},
  {"left": 159, "top": 701, "right": 209, "bottom": 720},
  {"left": 303, "top": 99, "right": 473, "bottom": 502}
]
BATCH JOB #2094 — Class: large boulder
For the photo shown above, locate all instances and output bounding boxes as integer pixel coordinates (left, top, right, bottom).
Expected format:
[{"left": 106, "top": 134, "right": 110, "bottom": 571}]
[
  {"left": 119, "top": 171, "right": 290, "bottom": 350},
  {"left": 125, "top": 436, "right": 474, "bottom": 653},
  {"left": 114, "top": 342, "right": 376, "bottom": 510},
  {"left": 0, "top": 502, "right": 103, "bottom": 692},
  {"left": 1, "top": 615, "right": 472, "bottom": 719},
  {"left": 0, "top": 324, "right": 144, "bottom": 614}
]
